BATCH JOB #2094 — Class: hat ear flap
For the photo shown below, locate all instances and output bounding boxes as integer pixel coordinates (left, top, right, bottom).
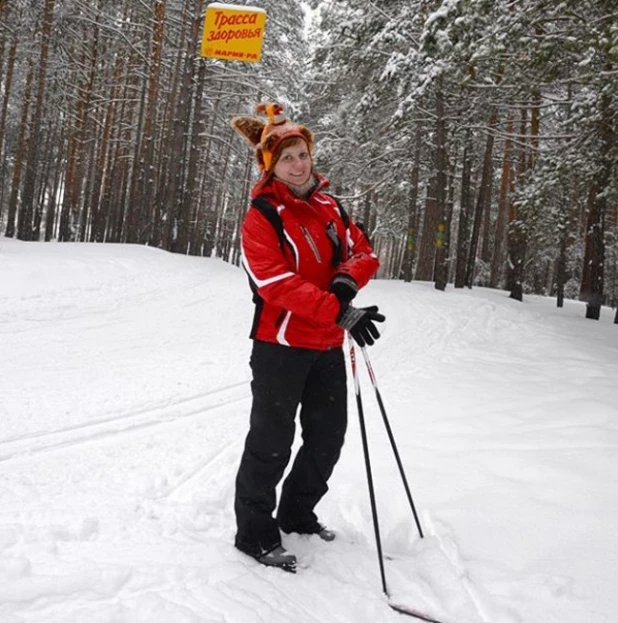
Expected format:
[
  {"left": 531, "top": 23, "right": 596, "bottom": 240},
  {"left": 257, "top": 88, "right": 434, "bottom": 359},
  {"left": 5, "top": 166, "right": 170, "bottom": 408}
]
[
  {"left": 255, "top": 146, "right": 265, "bottom": 170},
  {"left": 231, "top": 116, "right": 265, "bottom": 147}
]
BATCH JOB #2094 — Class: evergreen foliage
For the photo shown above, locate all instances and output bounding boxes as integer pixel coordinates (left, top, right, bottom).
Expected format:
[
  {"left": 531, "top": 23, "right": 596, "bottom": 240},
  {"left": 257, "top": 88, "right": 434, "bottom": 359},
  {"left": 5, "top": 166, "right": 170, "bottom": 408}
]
[{"left": 0, "top": 0, "right": 616, "bottom": 317}]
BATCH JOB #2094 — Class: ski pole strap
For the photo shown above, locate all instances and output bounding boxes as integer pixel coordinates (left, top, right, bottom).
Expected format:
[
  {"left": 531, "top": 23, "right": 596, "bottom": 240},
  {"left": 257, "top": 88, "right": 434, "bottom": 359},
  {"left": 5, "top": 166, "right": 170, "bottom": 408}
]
[
  {"left": 360, "top": 345, "right": 377, "bottom": 386},
  {"left": 348, "top": 334, "right": 361, "bottom": 395}
]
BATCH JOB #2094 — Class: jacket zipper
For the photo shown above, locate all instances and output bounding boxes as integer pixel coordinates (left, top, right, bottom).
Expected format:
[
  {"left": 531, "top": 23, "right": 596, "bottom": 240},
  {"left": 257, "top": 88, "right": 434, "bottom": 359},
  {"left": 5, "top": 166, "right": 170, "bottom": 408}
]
[{"left": 300, "top": 225, "right": 322, "bottom": 263}]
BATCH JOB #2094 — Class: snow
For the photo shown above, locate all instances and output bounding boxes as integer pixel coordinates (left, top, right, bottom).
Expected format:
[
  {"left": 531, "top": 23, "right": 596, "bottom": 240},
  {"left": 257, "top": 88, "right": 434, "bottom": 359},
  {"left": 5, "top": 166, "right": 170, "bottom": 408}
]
[{"left": 1, "top": 237, "right": 617, "bottom": 623}]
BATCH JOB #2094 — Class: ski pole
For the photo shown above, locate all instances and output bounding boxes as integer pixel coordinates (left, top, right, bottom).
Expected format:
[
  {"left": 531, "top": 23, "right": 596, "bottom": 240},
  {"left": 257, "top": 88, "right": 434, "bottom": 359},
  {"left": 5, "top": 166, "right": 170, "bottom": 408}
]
[
  {"left": 351, "top": 339, "right": 446, "bottom": 622},
  {"left": 348, "top": 336, "right": 388, "bottom": 596},
  {"left": 360, "top": 345, "right": 425, "bottom": 539}
]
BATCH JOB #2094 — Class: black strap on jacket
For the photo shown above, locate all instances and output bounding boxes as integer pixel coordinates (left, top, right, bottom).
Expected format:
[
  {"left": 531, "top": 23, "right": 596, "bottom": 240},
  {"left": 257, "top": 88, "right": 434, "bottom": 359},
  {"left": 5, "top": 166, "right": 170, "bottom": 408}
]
[
  {"left": 251, "top": 197, "right": 287, "bottom": 251},
  {"left": 326, "top": 194, "right": 351, "bottom": 228},
  {"left": 323, "top": 194, "right": 350, "bottom": 267}
]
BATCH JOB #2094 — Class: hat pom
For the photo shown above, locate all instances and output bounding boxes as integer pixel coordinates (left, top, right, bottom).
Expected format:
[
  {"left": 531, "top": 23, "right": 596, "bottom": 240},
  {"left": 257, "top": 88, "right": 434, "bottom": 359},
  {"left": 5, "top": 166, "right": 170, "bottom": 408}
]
[{"left": 256, "top": 102, "right": 286, "bottom": 126}]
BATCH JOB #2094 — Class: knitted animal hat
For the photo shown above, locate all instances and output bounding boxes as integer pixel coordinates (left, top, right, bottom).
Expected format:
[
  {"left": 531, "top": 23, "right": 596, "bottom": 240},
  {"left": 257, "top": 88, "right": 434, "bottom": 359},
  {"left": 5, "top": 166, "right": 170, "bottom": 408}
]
[{"left": 231, "top": 103, "right": 314, "bottom": 172}]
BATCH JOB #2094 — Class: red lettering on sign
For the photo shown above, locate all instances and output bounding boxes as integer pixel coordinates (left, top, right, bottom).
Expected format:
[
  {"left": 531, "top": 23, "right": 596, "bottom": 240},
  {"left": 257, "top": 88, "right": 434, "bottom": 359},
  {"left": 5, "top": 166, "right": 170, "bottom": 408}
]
[
  {"left": 214, "top": 11, "right": 258, "bottom": 29},
  {"left": 207, "top": 28, "right": 262, "bottom": 43}
]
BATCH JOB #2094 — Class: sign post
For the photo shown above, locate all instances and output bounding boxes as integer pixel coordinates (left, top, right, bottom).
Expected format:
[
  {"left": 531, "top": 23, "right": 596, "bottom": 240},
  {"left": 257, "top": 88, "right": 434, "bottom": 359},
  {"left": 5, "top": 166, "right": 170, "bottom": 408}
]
[{"left": 201, "top": 3, "right": 266, "bottom": 63}]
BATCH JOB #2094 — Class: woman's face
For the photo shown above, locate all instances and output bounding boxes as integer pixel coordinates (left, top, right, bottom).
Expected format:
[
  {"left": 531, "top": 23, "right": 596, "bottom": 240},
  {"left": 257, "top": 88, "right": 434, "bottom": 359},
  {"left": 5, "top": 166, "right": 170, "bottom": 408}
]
[{"left": 273, "top": 140, "right": 312, "bottom": 187}]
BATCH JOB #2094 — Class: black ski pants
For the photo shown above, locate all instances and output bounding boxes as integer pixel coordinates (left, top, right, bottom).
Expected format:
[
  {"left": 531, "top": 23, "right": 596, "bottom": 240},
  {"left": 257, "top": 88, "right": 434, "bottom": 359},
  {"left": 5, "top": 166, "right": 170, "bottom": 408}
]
[{"left": 234, "top": 340, "right": 348, "bottom": 557}]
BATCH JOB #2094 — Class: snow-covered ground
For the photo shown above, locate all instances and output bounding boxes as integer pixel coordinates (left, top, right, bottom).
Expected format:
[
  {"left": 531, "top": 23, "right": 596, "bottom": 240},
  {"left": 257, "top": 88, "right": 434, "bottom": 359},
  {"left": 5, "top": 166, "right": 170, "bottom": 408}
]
[{"left": 1, "top": 237, "right": 617, "bottom": 623}]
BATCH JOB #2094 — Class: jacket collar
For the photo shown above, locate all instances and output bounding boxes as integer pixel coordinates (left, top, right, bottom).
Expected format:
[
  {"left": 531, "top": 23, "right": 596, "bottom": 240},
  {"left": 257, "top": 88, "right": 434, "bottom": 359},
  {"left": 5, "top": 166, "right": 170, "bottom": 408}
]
[{"left": 251, "top": 172, "right": 330, "bottom": 202}]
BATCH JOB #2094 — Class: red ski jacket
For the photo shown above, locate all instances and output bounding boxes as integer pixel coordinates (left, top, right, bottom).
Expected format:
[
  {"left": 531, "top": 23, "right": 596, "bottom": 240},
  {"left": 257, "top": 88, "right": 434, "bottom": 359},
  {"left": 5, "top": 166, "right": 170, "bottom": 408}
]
[{"left": 240, "top": 174, "right": 380, "bottom": 350}]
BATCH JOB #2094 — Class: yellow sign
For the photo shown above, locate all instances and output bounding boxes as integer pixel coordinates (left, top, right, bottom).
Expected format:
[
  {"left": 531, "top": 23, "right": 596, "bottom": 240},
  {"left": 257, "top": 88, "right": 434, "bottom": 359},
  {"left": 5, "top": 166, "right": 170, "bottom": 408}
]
[{"left": 201, "top": 3, "right": 266, "bottom": 63}]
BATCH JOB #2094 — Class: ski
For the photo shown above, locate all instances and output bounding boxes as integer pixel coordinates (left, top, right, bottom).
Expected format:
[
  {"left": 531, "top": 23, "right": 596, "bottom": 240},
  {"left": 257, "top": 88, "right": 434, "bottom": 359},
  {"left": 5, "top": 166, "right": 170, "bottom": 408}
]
[{"left": 390, "top": 602, "right": 450, "bottom": 623}]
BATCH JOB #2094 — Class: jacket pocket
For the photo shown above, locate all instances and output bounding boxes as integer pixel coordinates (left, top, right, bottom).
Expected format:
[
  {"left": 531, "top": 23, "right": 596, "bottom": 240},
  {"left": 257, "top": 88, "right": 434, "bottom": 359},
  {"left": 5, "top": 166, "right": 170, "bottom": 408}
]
[{"left": 300, "top": 225, "right": 322, "bottom": 263}]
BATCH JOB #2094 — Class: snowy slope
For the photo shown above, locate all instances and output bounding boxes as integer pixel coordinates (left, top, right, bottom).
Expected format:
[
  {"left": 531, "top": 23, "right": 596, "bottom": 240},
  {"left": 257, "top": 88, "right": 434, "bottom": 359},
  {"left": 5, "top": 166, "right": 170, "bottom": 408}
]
[{"left": 1, "top": 237, "right": 617, "bottom": 623}]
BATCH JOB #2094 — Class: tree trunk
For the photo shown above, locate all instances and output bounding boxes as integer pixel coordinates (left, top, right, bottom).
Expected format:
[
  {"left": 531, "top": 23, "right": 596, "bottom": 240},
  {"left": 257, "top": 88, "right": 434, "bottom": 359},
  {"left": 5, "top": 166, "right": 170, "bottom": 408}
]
[
  {"left": 124, "top": 58, "right": 148, "bottom": 243},
  {"left": 171, "top": 0, "right": 203, "bottom": 254},
  {"left": 489, "top": 116, "right": 514, "bottom": 288},
  {"left": 401, "top": 123, "right": 422, "bottom": 283},
  {"left": 32, "top": 121, "right": 56, "bottom": 239},
  {"left": 454, "top": 130, "right": 473, "bottom": 288},
  {"left": 89, "top": 55, "right": 122, "bottom": 243},
  {"left": 79, "top": 125, "right": 99, "bottom": 241},
  {"left": 528, "top": 91, "right": 541, "bottom": 170},
  {"left": 213, "top": 125, "right": 237, "bottom": 260},
  {"left": 556, "top": 224, "right": 567, "bottom": 308},
  {"left": 17, "top": 0, "right": 55, "bottom": 241},
  {"left": 0, "top": 36, "right": 17, "bottom": 219},
  {"left": 58, "top": 36, "right": 98, "bottom": 242},
  {"left": 151, "top": 0, "right": 190, "bottom": 248},
  {"left": 415, "top": 178, "right": 437, "bottom": 281},
  {"left": 128, "top": 0, "right": 166, "bottom": 244},
  {"left": 582, "top": 183, "right": 606, "bottom": 320},
  {"left": 108, "top": 46, "right": 140, "bottom": 242},
  {"left": 445, "top": 154, "right": 457, "bottom": 283},
  {"left": 433, "top": 84, "right": 449, "bottom": 291},
  {"left": 506, "top": 107, "right": 529, "bottom": 301},
  {"left": 191, "top": 88, "right": 223, "bottom": 256},
  {"left": 583, "top": 59, "right": 612, "bottom": 320},
  {"left": 44, "top": 123, "right": 65, "bottom": 241},
  {"left": 465, "top": 107, "right": 498, "bottom": 287},
  {"left": 0, "top": 0, "right": 8, "bottom": 30},
  {"left": 5, "top": 60, "right": 34, "bottom": 238}
]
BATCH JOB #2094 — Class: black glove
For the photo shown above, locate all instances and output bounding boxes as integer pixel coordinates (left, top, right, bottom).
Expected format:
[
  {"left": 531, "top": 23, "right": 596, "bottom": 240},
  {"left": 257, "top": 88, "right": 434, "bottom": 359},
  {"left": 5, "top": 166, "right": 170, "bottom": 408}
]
[
  {"left": 329, "top": 273, "right": 358, "bottom": 305},
  {"left": 336, "top": 304, "right": 385, "bottom": 347}
]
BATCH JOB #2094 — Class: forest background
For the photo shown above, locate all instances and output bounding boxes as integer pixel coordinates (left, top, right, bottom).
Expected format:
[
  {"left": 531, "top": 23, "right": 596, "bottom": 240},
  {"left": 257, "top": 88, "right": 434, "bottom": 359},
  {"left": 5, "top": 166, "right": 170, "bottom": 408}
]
[{"left": 1, "top": 0, "right": 617, "bottom": 321}]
